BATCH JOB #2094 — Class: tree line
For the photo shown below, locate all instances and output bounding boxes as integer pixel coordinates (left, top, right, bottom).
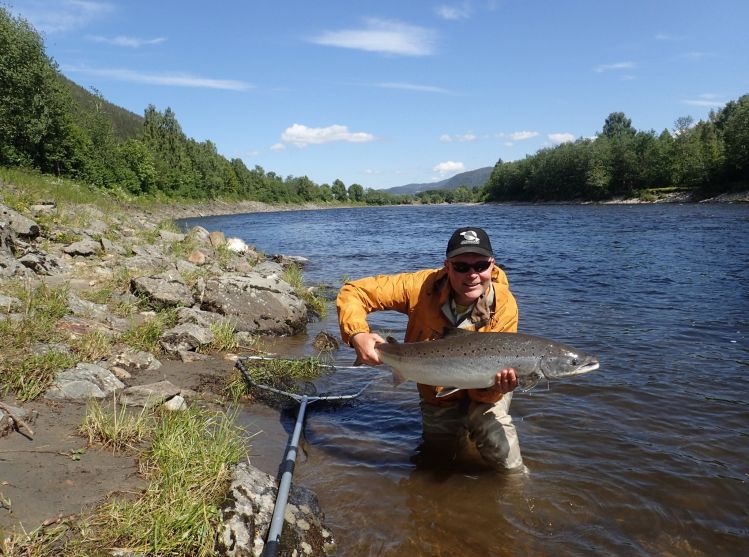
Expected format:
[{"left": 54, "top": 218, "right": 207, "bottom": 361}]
[
  {"left": 3, "top": 7, "right": 745, "bottom": 205},
  {"left": 484, "top": 101, "right": 749, "bottom": 201}
]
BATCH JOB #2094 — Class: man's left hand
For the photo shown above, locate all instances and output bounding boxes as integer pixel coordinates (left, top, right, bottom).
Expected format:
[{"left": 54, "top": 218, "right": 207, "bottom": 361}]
[{"left": 467, "top": 368, "right": 518, "bottom": 404}]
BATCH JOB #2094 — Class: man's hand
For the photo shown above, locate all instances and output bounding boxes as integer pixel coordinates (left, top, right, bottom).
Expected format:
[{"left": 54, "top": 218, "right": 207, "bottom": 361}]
[
  {"left": 468, "top": 368, "right": 518, "bottom": 404},
  {"left": 350, "top": 332, "right": 386, "bottom": 366}
]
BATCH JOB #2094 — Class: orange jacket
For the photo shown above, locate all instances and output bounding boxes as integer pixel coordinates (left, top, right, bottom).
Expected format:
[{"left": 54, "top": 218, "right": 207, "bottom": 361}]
[{"left": 336, "top": 266, "right": 519, "bottom": 404}]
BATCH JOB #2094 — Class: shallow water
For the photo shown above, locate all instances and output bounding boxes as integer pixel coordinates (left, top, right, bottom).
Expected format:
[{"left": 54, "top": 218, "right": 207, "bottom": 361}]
[{"left": 182, "top": 203, "right": 749, "bottom": 556}]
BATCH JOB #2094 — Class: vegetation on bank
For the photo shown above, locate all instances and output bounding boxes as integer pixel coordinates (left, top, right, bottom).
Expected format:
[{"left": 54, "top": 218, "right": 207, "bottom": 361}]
[
  {"left": 2, "top": 6, "right": 746, "bottom": 209},
  {"left": 3, "top": 403, "right": 248, "bottom": 556},
  {"left": 485, "top": 106, "right": 749, "bottom": 201}
]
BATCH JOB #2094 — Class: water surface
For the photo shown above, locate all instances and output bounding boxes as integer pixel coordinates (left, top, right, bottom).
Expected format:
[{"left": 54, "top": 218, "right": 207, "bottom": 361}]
[{"left": 182, "top": 203, "right": 749, "bottom": 556}]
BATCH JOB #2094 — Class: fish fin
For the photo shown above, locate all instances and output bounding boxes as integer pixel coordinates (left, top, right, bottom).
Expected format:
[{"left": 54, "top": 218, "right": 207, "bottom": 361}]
[
  {"left": 441, "top": 327, "right": 474, "bottom": 338},
  {"left": 353, "top": 356, "right": 364, "bottom": 367},
  {"left": 391, "top": 368, "right": 406, "bottom": 387},
  {"left": 386, "top": 336, "right": 399, "bottom": 344},
  {"left": 435, "top": 387, "right": 462, "bottom": 398}
]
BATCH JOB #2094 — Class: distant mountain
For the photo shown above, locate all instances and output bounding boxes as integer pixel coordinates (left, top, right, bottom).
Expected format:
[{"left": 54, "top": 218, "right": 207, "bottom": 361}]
[{"left": 381, "top": 166, "right": 493, "bottom": 195}]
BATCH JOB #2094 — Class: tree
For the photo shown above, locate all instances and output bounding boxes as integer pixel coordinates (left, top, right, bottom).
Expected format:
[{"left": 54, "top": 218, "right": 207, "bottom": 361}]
[
  {"left": 331, "top": 179, "right": 348, "bottom": 201},
  {"left": 348, "top": 183, "right": 364, "bottom": 202},
  {"left": 602, "top": 112, "right": 635, "bottom": 139}
]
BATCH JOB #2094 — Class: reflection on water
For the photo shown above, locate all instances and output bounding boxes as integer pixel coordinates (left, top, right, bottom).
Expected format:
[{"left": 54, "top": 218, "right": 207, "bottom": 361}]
[{"left": 183, "top": 204, "right": 749, "bottom": 556}]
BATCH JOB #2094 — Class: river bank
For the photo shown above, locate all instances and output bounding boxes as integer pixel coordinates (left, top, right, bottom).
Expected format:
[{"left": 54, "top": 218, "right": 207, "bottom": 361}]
[{"left": 0, "top": 181, "right": 335, "bottom": 555}]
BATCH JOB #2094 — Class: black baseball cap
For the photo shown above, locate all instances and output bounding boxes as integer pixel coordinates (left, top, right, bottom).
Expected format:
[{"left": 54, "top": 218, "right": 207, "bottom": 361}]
[{"left": 445, "top": 227, "right": 493, "bottom": 258}]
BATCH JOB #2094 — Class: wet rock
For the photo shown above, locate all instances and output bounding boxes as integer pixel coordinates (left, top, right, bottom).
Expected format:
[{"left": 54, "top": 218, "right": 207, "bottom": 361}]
[
  {"left": 46, "top": 363, "right": 124, "bottom": 400},
  {"left": 131, "top": 271, "right": 194, "bottom": 308},
  {"left": 252, "top": 261, "right": 284, "bottom": 278},
  {"left": 0, "top": 203, "right": 40, "bottom": 239},
  {"left": 312, "top": 331, "right": 340, "bottom": 353},
  {"left": 159, "top": 323, "right": 213, "bottom": 354},
  {"left": 273, "top": 254, "right": 309, "bottom": 269},
  {"left": 163, "top": 394, "right": 187, "bottom": 411},
  {"left": 119, "top": 381, "right": 181, "bottom": 408},
  {"left": 178, "top": 350, "right": 212, "bottom": 362},
  {"left": 199, "top": 273, "right": 307, "bottom": 335},
  {"left": 63, "top": 239, "right": 101, "bottom": 257},
  {"left": 217, "top": 462, "right": 335, "bottom": 557}
]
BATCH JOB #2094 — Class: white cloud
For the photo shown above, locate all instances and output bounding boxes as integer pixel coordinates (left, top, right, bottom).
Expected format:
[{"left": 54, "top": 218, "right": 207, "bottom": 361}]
[
  {"left": 655, "top": 32, "right": 684, "bottom": 41},
  {"left": 87, "top": 35, "right": 166, "bottom": 47},
  {"left": 435, "top": 3, "right": 471, "bottom": 20},
  {"left": 595, "top": 61, "right": 637, "bottom": 73},
  {"left": 280, "top": 124, "right": 375, "bottom": 148},
  {"left": 548, "top": 133, "right": 576, "bottom": 144},
  {"left": 376, "top": 82, "right": 452, "bottom": 94},
  {"left": 270, "top": 143, "right": 286, "bottom": 151},
  {"left": 364, "top": 168, "right": 382, "bottom": 175},
  {"left": 507, "top": 130, "right": 539, "bottom": 141},
  {"left": 311, "top": 18, "right": 437, "bottom": 56},
  {"left": 62, "top": 66, "right": 252, "bottom": 90},
  {"left": 10, "top": 0, "right": 113, "bottom": 33},
  {"left": 433, "top": 161, "right": 465, "bottom": 175},
  {"left": 440, "top": 132, "right": 477, "bottom": 142},
  {"left": 503, "top": 142, "right": 514, "bottom": 147},
  {"left": 683, "top": 99, "right": 724, "bottom": 108},
  {"left": 440, "top": 134, "right": 453, "bottom": 142}
]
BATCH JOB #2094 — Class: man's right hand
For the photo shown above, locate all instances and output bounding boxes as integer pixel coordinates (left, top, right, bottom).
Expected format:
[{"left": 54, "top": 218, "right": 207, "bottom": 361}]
[{"left": 350, "top": 332, "right": 386, "bottom": 366}]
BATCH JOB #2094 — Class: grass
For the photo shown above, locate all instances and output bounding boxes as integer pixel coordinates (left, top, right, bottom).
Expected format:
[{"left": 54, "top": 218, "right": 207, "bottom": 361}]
[
  {"left": 282, "top": 263, "right": 327, "bottom": 318},
  {"left": 119, "top": 309, "right": 177, "bottom": 353},
  {"left": 4, "top": 408, "right": 248, "bottom": 557},
  {"left": 0, "top": 283, "right": 76, "bottom": 401},
  {"left": 226, "top": 356, "right": 328, "bottom": 404},
  {"left": 76, "top": 407, "right": 247, "bottom": 556},
  {"left": 80, "top": 396, "right": 152, "bottom": 452},
  {"left": 207, "top": 320, "right": 238, "bottom": 352},
  {"left": 70, "top": 330, "right": 114, "bottom": 362}
]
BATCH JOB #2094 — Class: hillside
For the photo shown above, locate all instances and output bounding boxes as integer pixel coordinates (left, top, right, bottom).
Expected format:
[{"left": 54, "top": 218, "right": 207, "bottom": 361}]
[
  {"left": 60, "top": 75, "right": 144, "bottom": 140},
  {"left": 381, "top": 166, "right": 492, "bottom": 195}
]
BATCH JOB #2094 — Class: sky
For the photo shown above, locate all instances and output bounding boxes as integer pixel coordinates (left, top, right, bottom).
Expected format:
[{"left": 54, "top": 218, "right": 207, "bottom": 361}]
[{"left": 5, "top": 0, "right": 749, "bottom": 189}]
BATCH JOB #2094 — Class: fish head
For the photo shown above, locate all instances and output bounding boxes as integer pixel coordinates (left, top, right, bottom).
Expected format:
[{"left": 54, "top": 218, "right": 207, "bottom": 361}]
[{"left": 539, "top": 345, "right": 599, "bottom": 380}]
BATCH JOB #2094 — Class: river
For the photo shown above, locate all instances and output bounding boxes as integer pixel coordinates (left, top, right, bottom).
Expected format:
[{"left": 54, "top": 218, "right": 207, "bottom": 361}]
[{"left": 181, "top": 203, "right": 749, "bottom": 556}]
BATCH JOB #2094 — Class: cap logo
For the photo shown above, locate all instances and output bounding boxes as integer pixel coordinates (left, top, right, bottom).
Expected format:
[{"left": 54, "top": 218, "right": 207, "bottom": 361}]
[{"left": 460, "top": 230, "right": 480, "bottom": 245}]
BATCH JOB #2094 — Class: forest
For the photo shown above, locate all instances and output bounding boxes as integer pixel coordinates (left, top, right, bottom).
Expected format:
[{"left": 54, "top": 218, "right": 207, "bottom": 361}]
[{"left": 1, "top": 7, "right": 746, "bottom": 205}]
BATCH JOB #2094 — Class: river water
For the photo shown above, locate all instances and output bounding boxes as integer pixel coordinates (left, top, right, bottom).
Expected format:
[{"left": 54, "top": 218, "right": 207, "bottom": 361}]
[{"left": 181, "top": 204, "right": 749, "bottom": 556}]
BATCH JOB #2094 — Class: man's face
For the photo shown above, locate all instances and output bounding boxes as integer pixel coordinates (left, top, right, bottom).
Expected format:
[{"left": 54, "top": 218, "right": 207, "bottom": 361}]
[{"left": 445, "top": 253, "right": 494, "bottom": 306}]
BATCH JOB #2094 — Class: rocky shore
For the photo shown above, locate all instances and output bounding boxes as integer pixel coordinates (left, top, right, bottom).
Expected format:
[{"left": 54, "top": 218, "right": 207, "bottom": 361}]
[{"left": 0, "top": 193, "right": 335, "bottom": 555}]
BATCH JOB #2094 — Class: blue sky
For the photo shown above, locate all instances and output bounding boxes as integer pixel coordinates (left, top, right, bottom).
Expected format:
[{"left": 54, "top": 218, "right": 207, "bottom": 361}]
[{"left": 7, "top": 0, "right": 749, "bottom": 189}]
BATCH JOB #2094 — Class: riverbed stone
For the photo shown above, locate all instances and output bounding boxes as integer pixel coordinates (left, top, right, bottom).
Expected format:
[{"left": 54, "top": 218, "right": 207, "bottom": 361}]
[
  {"left": 18, "top": 248, "right": 68, "bottom": 275},
  {"left": 159, "top": 323, "right": 213, "bottom": 354},
  {"left": 110, "top": 349, "right": 162, "bottom": 371},
  {"left": 0, "top": 203, "right": 40, "bottom": 239},
  {"left": 63, "top": 239, "right": 101, "bottom": 257},
  {"left": 131, "top": 270, "right": 194, "bottom": 308},
  {"left": 217, "top": 462, "right": 335, "bottom": 557},
  {"left": 119, "top": 381, "right": 181, "bottom": 408},
  {"left": 46, "top": 363, "right": 124, "bottom": 401},
  {"left": 199, "top": 272, "right": 307, "bottom": 335}
]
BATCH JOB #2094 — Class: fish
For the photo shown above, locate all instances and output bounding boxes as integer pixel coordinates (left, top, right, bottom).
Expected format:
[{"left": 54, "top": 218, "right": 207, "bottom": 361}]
[{"left": 375, "top": 329, "right": 599, "bottom": 393}]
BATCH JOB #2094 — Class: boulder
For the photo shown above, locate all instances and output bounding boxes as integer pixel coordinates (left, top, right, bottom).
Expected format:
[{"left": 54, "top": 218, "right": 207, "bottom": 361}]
[
  {"left": 217, "top": 462, "right": 335, "bottom": 557},
  {"left": 119, "top": 381, "right": 181, "bottom": 408},
  {"left": 131, "top": 271, "right": 194, "bottom": 308},
  {"left": 209, "top": 231, "right": 226, "bottom": 247},
  {"left": 100, "top": 237, "right": 126, "bottom": 255},
  {"left": 67, "top": 293, "right": 131, "bottom": 331},
  {"left": 0, "top": 293, "right": 22, "bottom": 313},
  {"left": 252, "top": 261, "right": 284, "bottom": 279},
  {"left": 63, "top": 239, "right": 101, "bottom": 257},
  {"left": 110, "top": 349, "right": 162, "bottom": 371},
  {"left": 159, "top": 229, "right": 186, "bottom": 243},
  {"left": 176, "top": 306, "right": 232, "bottom": 328},
  {"left": 189, "top": 225, "right": 211, "bottom": 244},
  {"left": 0, "top": 203, "right": 40, "bottom": 239},
  {"left": 199, "top": 273, "right": 307, "bottom": 335},
  {"left": 273, "top": 254, "right": 310, "bottom": 269},
  {"left": 18, "top": 248, "right": 68, "bottom": 276},
  {"left": 46, "top": 363, "right": 124, "bottom": 401},
  {"left": 226, "top": 237, "right": 248, "bottom": 254},
  {"left": 187, "top": 249, "right": 207, "bottom": 265}
]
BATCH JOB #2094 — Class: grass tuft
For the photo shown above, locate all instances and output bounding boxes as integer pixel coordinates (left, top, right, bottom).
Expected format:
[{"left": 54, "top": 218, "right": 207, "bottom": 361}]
[
  {"left": 207, "top": 320, "right": 238, "bottom": 352},
  {"left": 80, "top": 396, "right": 152, "bottom": 452},
  {"left": 120, "top": 310, "right": 177, "bottom": 353}
]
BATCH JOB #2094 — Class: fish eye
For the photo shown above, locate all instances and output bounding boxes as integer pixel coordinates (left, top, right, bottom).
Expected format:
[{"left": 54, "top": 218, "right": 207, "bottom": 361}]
[{"left": 572, "top": 358, "right": 578, "bottom": 366}]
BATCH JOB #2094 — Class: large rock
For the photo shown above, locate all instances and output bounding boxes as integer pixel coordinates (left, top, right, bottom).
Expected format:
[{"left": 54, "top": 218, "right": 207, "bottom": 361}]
[
  {"left": 63, "top": 239, "right": 101, "bottom": 257},
  {"left": 199, "top": 273, "right": 307, "bottom": 335},
  {"left": 110, "top": 349, "right": 162, "bottom": 371},
  {"left": 176, "top": 306, "right": 233, "bottom": 328},
  {"left": 18, "top": 247, "right": 68, "bottom": 276},
  {"left": 217, "top": 462, "right": 335, "bottom": 557},
  {"left": 119, "top": 380, "right": 181, "bottom": 408},
  {"left": 0, "top": 293, "right": 22, "bottom": 313},
  {"left": 46, "top": 363, "right": 125, "bottom": 400},
  {"left": 131, "top": 271, "right": 194, "bottom": 308},
  {"left": 0, "top": 203, "right": 40, "bottom": 239},
  {"left": 67, "top": 293, "right": 131, "bottom": 331}
]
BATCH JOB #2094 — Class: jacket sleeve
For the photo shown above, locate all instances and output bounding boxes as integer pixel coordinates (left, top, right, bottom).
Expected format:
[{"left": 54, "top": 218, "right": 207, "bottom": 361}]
[{"left": 336, "top": 270, "right": 430, "bottom": 345}]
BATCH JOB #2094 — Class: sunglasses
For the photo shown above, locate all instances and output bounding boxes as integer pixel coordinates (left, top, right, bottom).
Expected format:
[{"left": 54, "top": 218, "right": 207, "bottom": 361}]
[{"left": 450, "top": 260, "right": 492, "bottom": 273}]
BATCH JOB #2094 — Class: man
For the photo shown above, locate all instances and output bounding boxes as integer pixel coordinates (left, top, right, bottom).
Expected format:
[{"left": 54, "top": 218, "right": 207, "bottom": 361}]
[{"left": 336, "top": 227, "right": 524, "bottom": 472}]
